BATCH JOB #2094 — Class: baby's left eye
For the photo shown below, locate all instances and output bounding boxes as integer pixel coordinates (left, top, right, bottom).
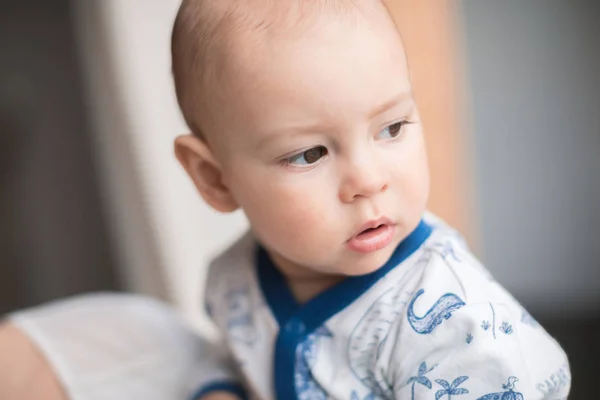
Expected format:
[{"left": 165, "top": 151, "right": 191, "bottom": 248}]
[{"left": 378, "top": 121, "right": 407, "bottom": 139}]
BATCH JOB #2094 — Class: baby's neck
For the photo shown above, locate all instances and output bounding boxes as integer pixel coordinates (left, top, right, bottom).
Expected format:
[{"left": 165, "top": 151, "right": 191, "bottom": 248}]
[
  {"left": 268, "top": 251, "right": 344, "bottom": 304},
  {"left": 285, "top": 274, "right": 345, "bottom": 304}
]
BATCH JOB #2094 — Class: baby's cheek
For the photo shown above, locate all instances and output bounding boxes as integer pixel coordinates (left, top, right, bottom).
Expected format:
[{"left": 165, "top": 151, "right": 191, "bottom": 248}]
[
  {"left": 400, "top": 174, "right": 429, "bottom": 221},
  {"left": 245, "top": 184, "right": 331, "bottom": 245},
  {"left": 272, "top": 188, "right": 328, "bottom": 234},
  {"left": 395, "top": 141, "right": 430, "bottom": 211}
]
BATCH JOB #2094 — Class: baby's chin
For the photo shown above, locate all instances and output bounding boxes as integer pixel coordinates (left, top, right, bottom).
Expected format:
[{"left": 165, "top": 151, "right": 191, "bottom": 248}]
[{"left": 330, "top": 245, "right": 399, "bottom": 277}]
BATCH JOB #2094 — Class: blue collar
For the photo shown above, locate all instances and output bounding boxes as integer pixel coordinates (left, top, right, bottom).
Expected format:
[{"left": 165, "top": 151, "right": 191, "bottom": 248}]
[{"left": 256, "top": 219, "right": 432, "bottom": 334}]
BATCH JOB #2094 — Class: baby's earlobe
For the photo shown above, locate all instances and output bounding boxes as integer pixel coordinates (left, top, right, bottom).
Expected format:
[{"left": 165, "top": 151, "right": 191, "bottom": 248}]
[{"left": 173, "top": 134, "right": 239, "bottom": 213}]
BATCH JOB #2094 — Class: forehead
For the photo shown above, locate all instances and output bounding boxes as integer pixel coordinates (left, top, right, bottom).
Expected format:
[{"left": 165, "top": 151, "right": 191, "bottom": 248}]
[{"left": 205, "top": 4, "right": 410, "bottom": 147}]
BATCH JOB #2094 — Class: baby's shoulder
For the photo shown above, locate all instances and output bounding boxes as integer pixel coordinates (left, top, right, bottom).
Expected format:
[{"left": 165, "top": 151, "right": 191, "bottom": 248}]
[
  {"left": 374, "top": 217, "right": 518, "bottom": 323},
  {"left": 207, "top": 230, "right": 256, "bottom": 276},
  {"left": 416, "top": 214, "right": 500, "bottom": 300},
  {"left": 204, "top": 231, "right": 259, "bottom": 301}
]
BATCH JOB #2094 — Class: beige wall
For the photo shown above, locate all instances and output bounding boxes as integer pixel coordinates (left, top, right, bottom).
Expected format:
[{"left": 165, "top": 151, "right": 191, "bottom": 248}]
[{"left": 386, "top": 0, "right": 476, "bottom": 245}]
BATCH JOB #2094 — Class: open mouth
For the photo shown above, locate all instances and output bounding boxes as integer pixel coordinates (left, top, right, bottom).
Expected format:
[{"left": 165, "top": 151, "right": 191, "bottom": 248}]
[
  {"left": 356, "top": 224, "right": 388, "bottom": 239},
  {"left": 347, "top": 219, "right": 397, "bottom": 254}
]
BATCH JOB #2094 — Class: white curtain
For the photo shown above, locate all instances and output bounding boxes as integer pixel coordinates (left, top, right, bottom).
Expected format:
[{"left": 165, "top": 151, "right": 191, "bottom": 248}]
[{"left": 71, "top": 0, "right": 248, "bottom": 335}]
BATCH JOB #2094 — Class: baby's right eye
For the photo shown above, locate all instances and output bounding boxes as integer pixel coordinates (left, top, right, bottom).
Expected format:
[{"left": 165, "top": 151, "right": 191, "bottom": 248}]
[{"left": 284, "top": 146, "right": 328, "bottom": 167}]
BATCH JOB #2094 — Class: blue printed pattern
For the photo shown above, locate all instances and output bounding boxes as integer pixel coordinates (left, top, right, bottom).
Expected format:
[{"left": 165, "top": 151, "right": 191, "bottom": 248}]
[
  {"left": 477, "top": 376, "right": 524, "bottom": 400},
  {"left": 350, "top": 390, "right": 375, "bottom": 400},
  {"left": 499, "top": 322, "right": 514, "bottom": 335},
  {"left": 348, "top": 286, "right": 414, "bottom": 398},
  {"left": 536, "top": 364, "right": 570, "bottom": 397},
  {"left": 435, "top": 376, "right": 469, "bottom": 399},
  {"left": 466, "top": 333, "right": 474, "bottom": 344},
  {"left": 224, "top": 285, "right": 257, "bottom": 345},
  {"left": 481, "top": 303, "right": 497, "bottom": 339},
  {"left": 295, "top": 326, "right": 332, "bottom": 400},
  {"left": 407, "top": 289, "right": 466, "bottom": 334},
  {"left": 481, "top": 304, "right": 515, "bottom": 337},
  {"left": 407, "top": 361, "right": 436, "bottom": 399}
]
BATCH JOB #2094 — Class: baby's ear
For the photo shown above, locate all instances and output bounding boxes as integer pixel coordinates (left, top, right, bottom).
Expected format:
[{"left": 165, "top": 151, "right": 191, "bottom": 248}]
[{"left": 174, "top": 134, "right": 239, "bottom": 213}]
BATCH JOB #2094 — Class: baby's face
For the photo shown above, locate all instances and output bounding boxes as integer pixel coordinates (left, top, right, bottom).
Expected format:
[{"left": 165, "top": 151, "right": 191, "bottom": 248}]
[{"left": 194, "top": 8, "right": 429, "bottom": 278}]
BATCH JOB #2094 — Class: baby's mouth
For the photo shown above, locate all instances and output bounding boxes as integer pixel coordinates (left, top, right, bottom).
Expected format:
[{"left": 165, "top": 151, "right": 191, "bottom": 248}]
[
  {"left": 356, "top": 224, "right": 388, "bottom": 239},
  {"left": 346, "top": 218, "right": 397, "bottom": 254}
]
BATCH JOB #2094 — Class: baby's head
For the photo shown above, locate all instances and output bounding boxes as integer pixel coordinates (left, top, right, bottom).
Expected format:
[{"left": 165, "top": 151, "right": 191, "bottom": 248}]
[{"left": 172, "top": 0, "right": 429, "bottom": 280}]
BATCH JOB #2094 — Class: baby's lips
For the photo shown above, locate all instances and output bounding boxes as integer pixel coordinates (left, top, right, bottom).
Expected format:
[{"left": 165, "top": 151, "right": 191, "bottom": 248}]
[
  {"left": 349, "top": 217, "right": 395, "bottom": 239},
  {"left": 346, "top": 223, "right": 396, "bottom": 253}
]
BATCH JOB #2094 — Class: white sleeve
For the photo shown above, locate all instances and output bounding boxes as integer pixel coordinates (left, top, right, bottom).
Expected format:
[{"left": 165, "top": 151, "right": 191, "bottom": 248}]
[
  {"left": 387, "top": 242, "right": 571, "bottom": 400},
  {"left": 8, "top": 293, "right": 210, "bottom": 400},
  {"left": 391, "top": 301, "right": 570, "bottom": 399}
]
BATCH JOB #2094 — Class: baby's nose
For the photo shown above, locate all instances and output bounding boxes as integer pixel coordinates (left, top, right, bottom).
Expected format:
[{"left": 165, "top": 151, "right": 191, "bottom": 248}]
[{"left": 338, "top": 158, "right": 389, "bottom": 203}]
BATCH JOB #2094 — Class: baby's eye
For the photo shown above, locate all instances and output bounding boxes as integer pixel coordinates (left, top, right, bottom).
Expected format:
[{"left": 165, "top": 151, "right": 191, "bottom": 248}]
[
  {"left": 285, "top": 146, "right": 328, "bottom": 166},
  {"left": 378, "top": 121, "right": 407, "bottom": 139}
]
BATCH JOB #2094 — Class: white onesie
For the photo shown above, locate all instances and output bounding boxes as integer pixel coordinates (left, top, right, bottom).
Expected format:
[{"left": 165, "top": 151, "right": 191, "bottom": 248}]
[{"left": 191, "top": 213, "right": 571, "bottom": 400}]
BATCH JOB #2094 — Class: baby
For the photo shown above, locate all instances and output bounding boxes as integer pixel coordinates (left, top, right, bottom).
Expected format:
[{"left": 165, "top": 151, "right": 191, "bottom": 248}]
[{"left": 171, "top": 1, "right": 571, "bottom": 399}]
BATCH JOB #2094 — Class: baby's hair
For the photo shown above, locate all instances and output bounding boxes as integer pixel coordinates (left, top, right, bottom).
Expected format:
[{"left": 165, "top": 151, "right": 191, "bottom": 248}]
[{"left": 171, "top": 0, "right": 368, "bottom": 139}]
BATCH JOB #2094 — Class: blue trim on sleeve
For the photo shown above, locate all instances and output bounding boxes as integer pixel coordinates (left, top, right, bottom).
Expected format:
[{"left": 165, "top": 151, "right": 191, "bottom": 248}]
[
  {"left": 256, "top": 218, "right": 433, "bottom": 400},
  {"left": 190, "top": 380, "right": 248, "bottom": 400}
]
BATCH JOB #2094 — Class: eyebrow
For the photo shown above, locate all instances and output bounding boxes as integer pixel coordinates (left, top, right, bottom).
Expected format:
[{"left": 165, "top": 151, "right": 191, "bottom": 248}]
[
  {"left": 255, "top": 123, "right": 330, "bottom": 151},
  {"left": 256, "top": 91, "right": 413, "bottom": 150},
  {"left": 367, "top": 91, "right": 413, "bottom": 120}
]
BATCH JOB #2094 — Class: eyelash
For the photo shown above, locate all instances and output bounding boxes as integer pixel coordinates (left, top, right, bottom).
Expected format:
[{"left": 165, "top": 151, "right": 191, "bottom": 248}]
[
  {"left": 379, "top": 120, "right": 412, "bottom": 139},
  {"left": 280, "top": 146, "right": 328, "bottom": 168},
  {"left": 280, "top": 120, "right": 412, "bottom": 168}
]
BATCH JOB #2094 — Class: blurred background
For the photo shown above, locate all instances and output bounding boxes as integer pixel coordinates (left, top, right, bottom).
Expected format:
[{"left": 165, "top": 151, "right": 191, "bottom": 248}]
[{"left": 1, "top": 0, "right": 598, "bottom": 398}]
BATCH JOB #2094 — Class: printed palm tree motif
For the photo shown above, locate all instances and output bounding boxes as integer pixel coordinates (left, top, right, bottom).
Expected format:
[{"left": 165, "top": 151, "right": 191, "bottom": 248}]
[
  {"left": 350, "top": 390, "right": 375, "bottom": 400},
  {"left": 435, "top": 376, "right": 469, "bottom": 400},
  {"left": 481, "top": 321, "right": 490, "bottom": 330},
  {"left": 477, "top": 376, "right": 524, "bottom": 400},
  {"left": 465, "top": 333, "right": 473, "bottom": 344},
  {"left": 407, "top": 361, "right": 436, "bottom": 400}
]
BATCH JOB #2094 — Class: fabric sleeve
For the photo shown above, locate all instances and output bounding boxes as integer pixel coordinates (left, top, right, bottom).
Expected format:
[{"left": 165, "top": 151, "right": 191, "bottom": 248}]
[
  {"left": 8, "top": 293, "right": 212, "bottom": 400},
  {"left": 385, "top": 238, "right": 571, "bottom": 399},
  {"left": 390, "top": 300, "right": 570, "bottom": 399}
]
